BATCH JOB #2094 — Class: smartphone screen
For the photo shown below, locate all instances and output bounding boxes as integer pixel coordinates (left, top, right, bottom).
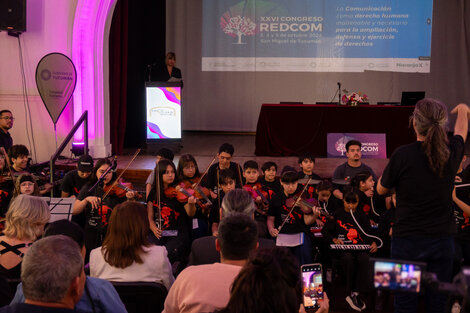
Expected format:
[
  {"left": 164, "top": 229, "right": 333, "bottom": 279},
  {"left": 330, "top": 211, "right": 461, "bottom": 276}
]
[
  {"left": 301, "top": 263, "right": 323, "bottom": 310},
  {"left": 373, "top": 260, "right": 424, "bottom": 293}
]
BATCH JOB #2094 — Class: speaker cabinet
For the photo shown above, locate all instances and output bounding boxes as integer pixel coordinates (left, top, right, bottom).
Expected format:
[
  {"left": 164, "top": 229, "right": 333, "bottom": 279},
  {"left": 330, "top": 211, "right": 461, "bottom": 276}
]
[{"left": 0, "top": 0, "right": 26, "bottom": 32}]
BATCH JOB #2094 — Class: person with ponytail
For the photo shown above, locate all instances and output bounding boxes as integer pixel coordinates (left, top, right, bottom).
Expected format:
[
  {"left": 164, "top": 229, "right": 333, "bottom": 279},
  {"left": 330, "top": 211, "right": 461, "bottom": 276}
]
[{"left": 377, "top": 99, "right": 470, "bottom": 313}]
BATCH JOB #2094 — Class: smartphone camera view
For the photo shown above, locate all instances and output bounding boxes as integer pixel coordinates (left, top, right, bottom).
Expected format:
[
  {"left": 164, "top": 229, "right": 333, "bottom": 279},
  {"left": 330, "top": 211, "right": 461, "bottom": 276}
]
[
  {"left": 302, "top": 263, "right": 324, "bottom": 310},
  {"left": 373, "top": 260, "right": 424, "bottom": 293}
]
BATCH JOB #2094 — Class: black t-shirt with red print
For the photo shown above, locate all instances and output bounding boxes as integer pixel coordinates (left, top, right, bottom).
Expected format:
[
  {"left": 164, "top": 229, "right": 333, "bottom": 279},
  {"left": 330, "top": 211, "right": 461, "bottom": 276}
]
[
  {"left": 268, "top": 186, "right": 309, "bottom": 234},
  {"left": 454, "top": 170, "right": 470, "bottom": 242},
  {"left": 244, "top": 181, "right": 274, "bottom": 217},
  {"left": 259, "top": 176, "right": 282, "bottom": 196},
  {"left": 147, "top": 189, "right": 189, "bottom": 232},
  {"left": 77, "top": 183, "right": 125, "bottom": 226},
  {"left": 298, "top": 172, "right": 321, "bottom": 199},
  {"left": 322, "top": 207, "right": 374, "bottom": 245},
  {"left": 61, "top": 170, "right": 89, "bottom": 197}
]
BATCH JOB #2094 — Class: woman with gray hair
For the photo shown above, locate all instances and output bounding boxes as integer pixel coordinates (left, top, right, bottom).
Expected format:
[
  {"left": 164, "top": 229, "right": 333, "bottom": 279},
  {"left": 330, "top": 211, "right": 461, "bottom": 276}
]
[
  {"left": 221, "top": 189, "right": 256, "bottom": 218},
  {"left": 0, "top": 195, "right": 50, "bottom": 279}
]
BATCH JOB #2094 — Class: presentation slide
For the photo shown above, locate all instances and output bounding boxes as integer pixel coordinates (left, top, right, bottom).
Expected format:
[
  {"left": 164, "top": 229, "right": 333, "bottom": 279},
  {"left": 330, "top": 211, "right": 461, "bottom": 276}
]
[
  {"left": 202, "top": 0, "right": 433, "bottom": 72},
  {"left": 146, "top": 86, "right": 181, "bottom": 140}
]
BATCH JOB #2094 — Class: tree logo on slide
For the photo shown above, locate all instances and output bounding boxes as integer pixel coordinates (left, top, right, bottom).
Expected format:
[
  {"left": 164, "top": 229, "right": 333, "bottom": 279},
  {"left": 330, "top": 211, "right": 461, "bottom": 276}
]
[
  {"left": 221, "top": 14, "right": 256, "bottom": 44},
  {"left": 335, "top": 136, "right": 354, "bottom": 156}
]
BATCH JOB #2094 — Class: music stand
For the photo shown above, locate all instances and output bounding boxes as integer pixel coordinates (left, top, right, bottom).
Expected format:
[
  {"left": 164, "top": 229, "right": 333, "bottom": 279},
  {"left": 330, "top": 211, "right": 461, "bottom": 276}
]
[{"left": 43, "top": 198, "right": 75, "bottom": 222}]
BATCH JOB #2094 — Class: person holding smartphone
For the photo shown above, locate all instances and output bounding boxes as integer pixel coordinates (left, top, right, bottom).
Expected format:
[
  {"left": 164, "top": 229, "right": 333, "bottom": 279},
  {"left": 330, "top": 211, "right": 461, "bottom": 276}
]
[{"left": 217, "top": 247, "right": 329, "bottom": 313}]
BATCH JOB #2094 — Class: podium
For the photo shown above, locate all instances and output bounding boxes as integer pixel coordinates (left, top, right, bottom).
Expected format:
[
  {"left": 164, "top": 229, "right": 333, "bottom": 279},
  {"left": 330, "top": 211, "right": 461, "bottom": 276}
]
[{"left": 145, "top": 82, "right": 182, "bottom": 153}]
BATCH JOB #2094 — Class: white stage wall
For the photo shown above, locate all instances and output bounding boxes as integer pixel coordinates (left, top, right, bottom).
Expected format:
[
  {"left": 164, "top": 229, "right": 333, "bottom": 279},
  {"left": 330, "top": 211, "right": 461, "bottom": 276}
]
[
  {"left": 0, "top": 0, "right": 76, "bottom": 162},
  {"left": 167, "top": 0, "right": 470, "bottom": 132}
]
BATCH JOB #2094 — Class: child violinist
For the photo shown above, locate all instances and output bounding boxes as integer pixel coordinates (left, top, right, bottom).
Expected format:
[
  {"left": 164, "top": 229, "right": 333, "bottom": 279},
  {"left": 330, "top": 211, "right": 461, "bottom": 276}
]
[
  {"left": 298, "top": 153, "right": 322, "bottom": 199},
  {"left": 11, "top": 173, "right": 40, "bottom": 200},
  {"left": 209, "top": 169, "right": 236, "bottom": 236},
  {"left": 267, "top": 168, "right": 320, "bottom": 265},
  {"left": 73, "top": 158, "right": 136, "bottom": 257},
  {"left": 147, "top": 159, "right": 196, "bottom": 266},
  {"left": 205, "top": 143, "right": 243, "bottom": 197},
  {"left": 350, "top": 171, "right": 386, "bottom": 226},
  {"left": 313, "top": 180, "right": 340, "bottom": 226},
  {"left": 176, "top": 154, "right": 212, "bottom": 239},
  {"left": 259, "top": 161, "right": 282, "bottom": 196},
  {"left": 321, "top": 186, "right": 378, "bottom": 311},
  {"left": 243, "top": 160, "right": 273, "bottom": 238}
]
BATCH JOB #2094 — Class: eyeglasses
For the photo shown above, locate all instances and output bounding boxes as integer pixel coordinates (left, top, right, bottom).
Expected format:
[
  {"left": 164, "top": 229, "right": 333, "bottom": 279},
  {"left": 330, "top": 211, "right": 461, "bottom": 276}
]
[{"left": 1, "top": 117, "right": 14, "bottom": 121}]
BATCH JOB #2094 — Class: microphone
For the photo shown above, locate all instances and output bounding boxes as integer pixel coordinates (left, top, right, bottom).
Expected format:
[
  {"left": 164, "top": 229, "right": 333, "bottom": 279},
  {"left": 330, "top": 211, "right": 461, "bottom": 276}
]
[{"left": 338, "top": 82, "right": 342, "bottom": 105}]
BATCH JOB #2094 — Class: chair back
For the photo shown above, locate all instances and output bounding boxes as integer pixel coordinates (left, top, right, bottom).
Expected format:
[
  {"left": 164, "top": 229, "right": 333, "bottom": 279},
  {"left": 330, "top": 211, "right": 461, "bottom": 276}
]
[{"left": 111, "top": 281, "right": 167, "bottom": 313}]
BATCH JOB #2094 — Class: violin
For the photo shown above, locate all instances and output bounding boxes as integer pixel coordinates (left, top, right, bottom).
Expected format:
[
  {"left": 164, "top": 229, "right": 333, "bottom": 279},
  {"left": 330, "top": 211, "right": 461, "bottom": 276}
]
[
  {"left": 243, "top": 183, "right": 270, "bottom": 215},
  {"left": 164, "top": 183, "right": 212, "bottom": 215},
  {"left": 182, "top": 178, "right": 212, "bottom": 204},
  {"left": 103, "top": 181, "right": 142, "bottom": 199},
  {"left": 285, "top": 195, "right": 332, "bottom": 219}
]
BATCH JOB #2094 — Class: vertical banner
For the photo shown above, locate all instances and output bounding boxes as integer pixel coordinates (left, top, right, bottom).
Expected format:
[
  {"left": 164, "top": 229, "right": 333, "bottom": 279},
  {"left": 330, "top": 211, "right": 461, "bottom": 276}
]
[
  {"left": 327, "top": 133, "right": 386, "bottom": 158},
  {"left": 146, "top": 83, "right": 182, "bottom": 140},
  {"left": 35, "top": 53, "right": 77, "bottom": 124}
]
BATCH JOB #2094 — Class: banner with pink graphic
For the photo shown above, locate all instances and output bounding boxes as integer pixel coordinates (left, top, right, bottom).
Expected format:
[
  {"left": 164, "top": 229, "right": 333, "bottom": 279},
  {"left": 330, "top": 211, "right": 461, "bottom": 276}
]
[
  {"left": 146, "top": 83, "right": 182, "bottom": 140},
  {"left": 327, "top": 133, "right": 386, "bottom": 158}
]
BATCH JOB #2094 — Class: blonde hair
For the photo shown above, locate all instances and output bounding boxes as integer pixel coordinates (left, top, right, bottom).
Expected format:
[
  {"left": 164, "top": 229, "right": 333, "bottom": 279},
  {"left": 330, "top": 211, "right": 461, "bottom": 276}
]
[{"left": 4, "top": 195, "right": 50, "bottom": 240}]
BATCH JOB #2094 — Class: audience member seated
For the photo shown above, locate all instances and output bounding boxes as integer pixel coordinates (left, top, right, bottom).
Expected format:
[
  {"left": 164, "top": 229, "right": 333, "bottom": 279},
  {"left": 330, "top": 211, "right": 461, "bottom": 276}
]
[
  {"left": 11, "top": 219, "right": 127, "bottom": 313},
  {"left": 90, "top": 201, "right": 174, "bottom": 290},
  {"left": 0, "top": 236, "right": 85, "bottom": 313},
  {"left": 332, "top": 140, "right": 377, "bottom": 200},
  {"left": 163, "top": 213, "right": 258, "bottom": 313},
  {"left": 216, "top": 247, "right": 329, "bottom": 313},
  {"left": 0, "top": 195, "right": 49, "bottom": 279},
  {"left": 0, "top": 274, "right": 12, "bottom": 307},
  {"left": 188, "top": 189, "right": 275, "bottom": 266}
]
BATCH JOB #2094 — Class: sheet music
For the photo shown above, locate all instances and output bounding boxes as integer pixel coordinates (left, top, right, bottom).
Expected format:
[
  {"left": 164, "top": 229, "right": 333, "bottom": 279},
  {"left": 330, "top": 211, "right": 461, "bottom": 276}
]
[
  {"left": 276, "top": 233, "right": 304, "bottom": 247},
  {"left": 42, "top": 197, "right": 75, "bottom": 222}
]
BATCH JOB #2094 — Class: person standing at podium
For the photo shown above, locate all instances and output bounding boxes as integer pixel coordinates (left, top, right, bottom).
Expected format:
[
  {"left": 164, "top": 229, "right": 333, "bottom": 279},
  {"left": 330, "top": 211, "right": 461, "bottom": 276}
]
[{"left": 150, "top": 52, "right": 183, "bottom": 86}]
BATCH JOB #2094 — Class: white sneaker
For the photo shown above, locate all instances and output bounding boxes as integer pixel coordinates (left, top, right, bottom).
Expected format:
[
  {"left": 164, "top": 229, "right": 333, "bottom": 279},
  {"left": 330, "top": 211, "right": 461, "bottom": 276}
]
[{"left": 346, "top": 293, "right": 366, "bottom": 311}]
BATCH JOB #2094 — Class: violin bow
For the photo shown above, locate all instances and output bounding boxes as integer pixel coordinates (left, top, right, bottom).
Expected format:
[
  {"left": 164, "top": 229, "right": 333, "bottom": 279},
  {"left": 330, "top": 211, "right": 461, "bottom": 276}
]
[
  {"left": 217, "top": 168, "right": 221, "bottom": 214},
  {"left": 236, "top": 163, "right": 243, "bottom": 188},
  {"left": 0, "top": 147, "right": 18, "bottom": 194},
  {"left": 155, "top": 159, "right": 162, "bottom": 231},
  {"left": 277, "top": 176, "right": 312, "bottom": 232},
  {"left": 103, "top": 149, "right": 140, "bottom": 200},
  {"left": 192, "top": 155, "right": 217, "bottom": 191}
]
